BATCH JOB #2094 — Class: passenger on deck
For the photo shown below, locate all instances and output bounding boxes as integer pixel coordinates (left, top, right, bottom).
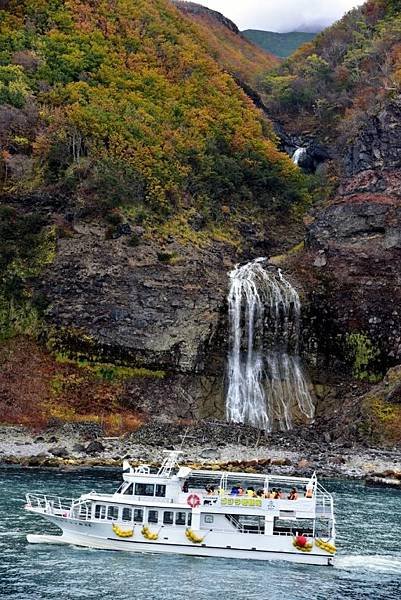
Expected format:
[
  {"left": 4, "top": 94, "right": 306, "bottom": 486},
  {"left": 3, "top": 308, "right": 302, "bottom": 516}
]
[
  {"left": 182, "top": 482, "right": 189, "bottom": 493},
  {"left": 274, "top": 489, "right": 283, "bottom": 500},
  {"left": 246, "top": 487, "right": 256, "bottom": 498},
  {"left": 269, "top": 488, "right": 276, "bottom": 499},
  {"left": 305, "top": 487, "right": 313, "bottom": 499},
  {"left": 256, "top": 489, "right": 264, "bottom": 498},
  {"left": 238, "top": 486, "right": 245, "bottom": 496},
  {"left": 288, "top": 488, "right": 299, "bottom": 501},
  {"left": 230, "top": 486, "right": 239, "bottom": 496}
]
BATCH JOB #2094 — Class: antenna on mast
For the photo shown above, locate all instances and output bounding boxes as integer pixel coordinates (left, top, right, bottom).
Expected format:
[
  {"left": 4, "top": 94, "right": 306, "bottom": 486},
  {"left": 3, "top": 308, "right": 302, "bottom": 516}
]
[
  {"left": 179, "top": 426, "right": 190, "bottom": 452},
  {"left": 157, "top": 450, "right": 183, "bottom": 477}
]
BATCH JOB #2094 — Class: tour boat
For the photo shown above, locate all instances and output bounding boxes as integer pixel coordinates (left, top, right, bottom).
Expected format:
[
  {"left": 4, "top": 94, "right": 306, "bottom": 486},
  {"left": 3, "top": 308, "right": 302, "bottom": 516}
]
[{"left": 25, "top": 451, "right": 336, "bottom": 566}]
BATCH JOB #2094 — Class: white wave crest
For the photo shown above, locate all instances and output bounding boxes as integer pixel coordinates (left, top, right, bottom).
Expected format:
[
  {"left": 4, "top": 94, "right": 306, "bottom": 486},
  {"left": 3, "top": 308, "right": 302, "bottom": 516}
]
[{"left": 336, "top": 554, "right": 401, "bottom": 575}]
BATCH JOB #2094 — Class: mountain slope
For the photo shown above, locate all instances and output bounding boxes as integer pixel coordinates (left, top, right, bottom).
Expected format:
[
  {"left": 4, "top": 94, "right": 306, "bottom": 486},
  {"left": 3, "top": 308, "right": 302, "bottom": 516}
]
[
  {"left": 0, "top": 0, "right": 310, "bottom": 430},
  {"left": 0, "top": 0, "right": 301, "bottom": 220},
  {"left": 264, "top": 0, "right": 401, "bottom": 136},
  {"left": 173, "top": 1, "right": 278, "bottom": 90},
  {"left": 243, "top": 30, "right": 316, "bottom": 58},
  {"left": 270, "top": 0, "right": 401, "bottom": 442}
]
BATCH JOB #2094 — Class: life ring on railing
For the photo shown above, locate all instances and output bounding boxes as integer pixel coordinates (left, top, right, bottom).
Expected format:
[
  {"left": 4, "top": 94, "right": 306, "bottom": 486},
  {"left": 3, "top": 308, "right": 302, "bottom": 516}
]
[{"left": 187, "top": 494, "right": 201, "bottom": 508}]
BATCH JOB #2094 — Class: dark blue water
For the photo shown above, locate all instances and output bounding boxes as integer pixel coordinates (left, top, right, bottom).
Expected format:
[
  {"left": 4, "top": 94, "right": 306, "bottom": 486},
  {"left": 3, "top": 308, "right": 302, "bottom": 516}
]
[{"left": 0, "top": 468, "right": 400, "bottom": 599}]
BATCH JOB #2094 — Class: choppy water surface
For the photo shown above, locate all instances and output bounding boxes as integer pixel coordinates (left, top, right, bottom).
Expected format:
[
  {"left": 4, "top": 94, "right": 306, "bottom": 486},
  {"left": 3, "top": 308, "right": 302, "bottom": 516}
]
[{"left": 0, "top": 468, "right": 400, "bottom": 599}]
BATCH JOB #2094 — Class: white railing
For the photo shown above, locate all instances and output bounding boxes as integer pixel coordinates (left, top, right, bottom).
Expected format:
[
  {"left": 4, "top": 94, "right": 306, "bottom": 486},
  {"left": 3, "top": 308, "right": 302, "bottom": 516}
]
[
  {"left": 25, "top": 493, "right": 94, "bottom": 521},
  {"left": 315, "top": 493, "right": 334, "bottom": 518},
  {"left": 25, "top": 494, "right": 75, "bottom": 515}
]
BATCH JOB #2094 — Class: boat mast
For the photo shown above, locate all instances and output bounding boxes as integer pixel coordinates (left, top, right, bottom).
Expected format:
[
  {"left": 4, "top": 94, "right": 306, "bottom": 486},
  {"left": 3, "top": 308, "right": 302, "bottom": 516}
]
[{"left": 157, "top": 451, "right": 183, "bottom": 478}]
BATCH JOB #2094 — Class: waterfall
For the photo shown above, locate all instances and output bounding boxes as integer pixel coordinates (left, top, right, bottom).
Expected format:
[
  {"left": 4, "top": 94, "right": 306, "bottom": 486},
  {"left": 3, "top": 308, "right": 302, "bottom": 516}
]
[
  {"left": 226, "top": 258, "right": 315, "bottom": 431},
  {"left": 292, "top": 147, "right": 307, "bottom": 166}
]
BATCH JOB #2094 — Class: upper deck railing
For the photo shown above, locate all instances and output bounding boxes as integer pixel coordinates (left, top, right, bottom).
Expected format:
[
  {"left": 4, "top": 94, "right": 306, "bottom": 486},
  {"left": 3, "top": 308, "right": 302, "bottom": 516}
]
[
  {"left": 314, "top": 483, "right": 335, "bottom": 519},
  {"left": 26, "top": 493, "right": 75, "bottom": 514}
]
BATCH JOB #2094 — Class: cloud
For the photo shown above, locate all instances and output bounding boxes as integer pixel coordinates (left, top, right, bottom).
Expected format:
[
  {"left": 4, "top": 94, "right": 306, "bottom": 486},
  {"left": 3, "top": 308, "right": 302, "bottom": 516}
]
[{"left": 191, "top": 0, "right": 365, "bottom": 32}]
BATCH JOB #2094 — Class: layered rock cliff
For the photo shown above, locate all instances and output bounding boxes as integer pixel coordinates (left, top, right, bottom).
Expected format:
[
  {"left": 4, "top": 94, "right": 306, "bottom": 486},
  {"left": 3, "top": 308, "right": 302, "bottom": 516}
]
[
  {"left": 0, "top": 0, "right": 307, "bottom": 431},
  {"left": 269, "top": 1, "right": 401, "bottom": 442},
  {"left": 1, "top": 0, "right": 401, "bottom": 445}
]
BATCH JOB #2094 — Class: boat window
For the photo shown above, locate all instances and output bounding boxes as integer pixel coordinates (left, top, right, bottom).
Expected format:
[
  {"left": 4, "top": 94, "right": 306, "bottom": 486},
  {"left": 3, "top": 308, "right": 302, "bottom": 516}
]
[
  {"left": 94, "top": 505, "right": 106, "bottom": 520},
  {"left": 79, "top": 503, "right": 91, "bottom": 519},
  {"left": 107, "top": 506, "right": 119, "bottom": 521},
  {"left": 279, "top": 511, "right": 296, "bottom": 519},
  {"left": 273, "top": 518, "right": 314, "bottom": 537},
  {"left": 175, "top": 512, "right": 186, "bottom": 525},
  {"left": 229, "top": 515, "right": 264, "bottom": 534},
  {"left": 134, "top": 509, "right": 143, "bottom": 523},
  {"left": 163, "top": 511, "right": 174, "bottom": 525},
  {"left": 135, "top": 483, "right": 155, "bottom": 496},
  {"left": 204, "top": 514, "right": 214, "bottom": 524},
  {"left": 122, "top": 507, "right": 132, "bottom": 522},
  {"left": 148, "top": 510, "right": 158, "bottom": 523},
  {"left": 187, "top": 513, "right": 192, "bottom": 526},
  {"left": 123, "top": 483, "right": 134, "bottom": 495},
  {"left": 155, "top": 484, "right": 166, "bottom": 497}
]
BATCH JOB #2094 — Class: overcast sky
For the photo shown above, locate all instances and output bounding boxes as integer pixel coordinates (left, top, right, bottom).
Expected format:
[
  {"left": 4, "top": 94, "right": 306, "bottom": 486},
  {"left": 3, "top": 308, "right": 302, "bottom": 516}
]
[{"left": 191, "top": 0, "right": 365, "bottom": 33}]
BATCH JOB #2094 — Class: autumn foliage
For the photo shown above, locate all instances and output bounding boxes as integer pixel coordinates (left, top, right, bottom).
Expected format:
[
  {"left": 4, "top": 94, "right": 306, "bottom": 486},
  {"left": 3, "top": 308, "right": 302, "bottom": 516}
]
[
  {"left": 0, "top": 337, "right": 143, "bottom": 432},
  {"left": 264, "top": 0, "right": 401, "bottom": 140},
  {"left": 0, "top": 0, "right": 307, "bottom": 219},
  {"left": 174, "top": 1, "right": 278, "bottom": 93}
]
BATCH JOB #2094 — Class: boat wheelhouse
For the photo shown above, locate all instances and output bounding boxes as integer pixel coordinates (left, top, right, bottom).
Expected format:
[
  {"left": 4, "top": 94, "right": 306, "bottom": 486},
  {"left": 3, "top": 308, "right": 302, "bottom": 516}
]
[{"left": 25, "top": 451, "right": 336, "bottom": 566}]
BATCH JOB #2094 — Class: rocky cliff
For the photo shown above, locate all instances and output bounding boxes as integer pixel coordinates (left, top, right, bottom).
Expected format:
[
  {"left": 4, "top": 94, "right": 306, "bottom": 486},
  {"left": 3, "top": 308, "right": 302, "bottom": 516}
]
[
  {"left": 271, "top": 1, "right": 401, "bottom": 442},
  {"left": 1, "top": 0, "right": 401, "bottom": 446},
  {"left": 0, "top": 0, "right": 307, "bottom": 432}
]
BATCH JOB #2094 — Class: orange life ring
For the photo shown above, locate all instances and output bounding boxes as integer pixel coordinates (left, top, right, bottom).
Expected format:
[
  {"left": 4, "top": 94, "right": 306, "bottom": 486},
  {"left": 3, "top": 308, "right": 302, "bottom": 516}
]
[{"left": 187, "top": 494, "right": 201, "bottom": 508}]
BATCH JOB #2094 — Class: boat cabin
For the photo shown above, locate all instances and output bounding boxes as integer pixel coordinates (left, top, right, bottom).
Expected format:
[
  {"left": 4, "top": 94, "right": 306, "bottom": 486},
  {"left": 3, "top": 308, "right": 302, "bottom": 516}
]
[{"left": 70, "top": 451, "right": 334, "bottom": 540}]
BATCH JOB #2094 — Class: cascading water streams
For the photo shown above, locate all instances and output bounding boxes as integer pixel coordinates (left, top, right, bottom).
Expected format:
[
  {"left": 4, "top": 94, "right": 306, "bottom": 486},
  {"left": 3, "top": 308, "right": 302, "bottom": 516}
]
[
  {"left": 292, "top": 147, "right": 307, "bottom": 166},
  {"left": 226, "top": 258, "right": 315, "bottom": 431}
]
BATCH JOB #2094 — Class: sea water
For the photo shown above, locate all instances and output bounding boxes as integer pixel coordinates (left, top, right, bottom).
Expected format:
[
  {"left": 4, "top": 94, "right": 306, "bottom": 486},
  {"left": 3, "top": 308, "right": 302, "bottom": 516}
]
[{"left": 0, "top": 468, "right": 400, "bottom": 599}]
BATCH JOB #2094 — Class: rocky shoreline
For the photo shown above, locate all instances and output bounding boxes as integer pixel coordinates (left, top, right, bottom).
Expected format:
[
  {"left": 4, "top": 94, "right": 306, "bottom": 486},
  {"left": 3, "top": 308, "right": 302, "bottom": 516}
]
[{"left": 1, "top": 422, "right": 400, "bottom": 486}]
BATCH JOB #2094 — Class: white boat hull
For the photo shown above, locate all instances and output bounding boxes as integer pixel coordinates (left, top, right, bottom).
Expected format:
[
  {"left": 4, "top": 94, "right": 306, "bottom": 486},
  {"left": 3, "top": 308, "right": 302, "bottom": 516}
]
[{"left": 26, "top": 521, "right": 334, "bottom": 566}]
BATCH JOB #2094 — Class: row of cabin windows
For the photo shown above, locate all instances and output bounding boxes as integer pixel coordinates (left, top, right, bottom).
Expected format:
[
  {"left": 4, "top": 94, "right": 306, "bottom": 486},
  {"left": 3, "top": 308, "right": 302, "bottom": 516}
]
[
  {"left": 123, "top": 483, "right": 166, "bottom": 497},
  {"left": 94, "top": 505, "right": 191, "bottom": 526}
]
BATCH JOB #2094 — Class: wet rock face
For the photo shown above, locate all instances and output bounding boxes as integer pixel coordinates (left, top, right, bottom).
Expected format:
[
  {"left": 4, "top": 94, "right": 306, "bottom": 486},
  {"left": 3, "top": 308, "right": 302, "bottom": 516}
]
[
  {"left": 307, "top": 199, "right": 401, "bottom": 250},
  {"left": 123, "top": 373, "right": 225, "bottom": 421},
  {"left": 289, "top": 98, "right": 401, "bottom": 382},
  {"left": 274, "top": 123, "right": 331, "bottom": 174},
  {"left": 302, "top": 198, "right": 401, "bottom": 374},
  {"left": 343, "top": 100, "right": 401, "bottom": 178},
  {"left": 42, "top": 224, "right": 231, "bottom": 375},
  {"left": 38, "top": 224, "right": 231, "bottom": 420}
]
